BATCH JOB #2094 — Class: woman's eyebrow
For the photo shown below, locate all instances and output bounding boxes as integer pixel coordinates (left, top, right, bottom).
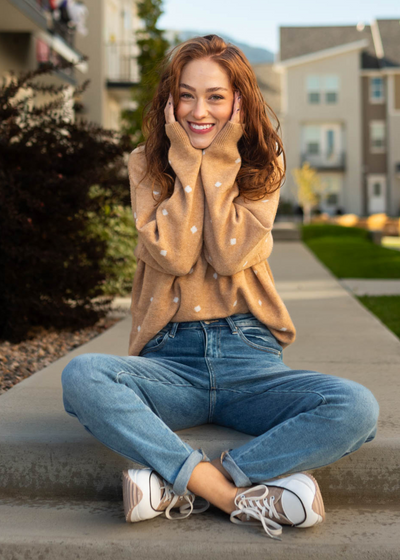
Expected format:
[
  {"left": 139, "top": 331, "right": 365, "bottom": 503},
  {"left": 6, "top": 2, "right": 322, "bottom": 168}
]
[{"left": 179, "top": 83, "right": 228, "bottom": 92}]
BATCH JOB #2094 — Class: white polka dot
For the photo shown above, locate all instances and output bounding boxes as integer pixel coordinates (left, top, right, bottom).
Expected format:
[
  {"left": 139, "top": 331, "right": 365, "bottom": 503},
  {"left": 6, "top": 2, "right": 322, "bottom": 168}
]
[
  {"left": 202, "top": 149, "right": 206, "bottom": 155},
  {"left": 230, "top": 238, "right": 236, "bottom": 245},
  {"left": 137, "top": 325, "right": 141, "bottom": 332},
  {"left": 162, "top": 208, "right": 168, "bottom": 215},
  {"left": 153, "top": 191, "right": 160, "bottom": 195},
  {"left": 280, "top": 327, "right": 287, "bottom": 331},
  {"left": 233, "top": 300, "right": 237, "bottom": 306},
  {"left": 213, "top": 272, "right": 218, "bottom": 279},
  {"left": 215, "top": 182, "right": 222, "bottom": 187},
  {"left": 210, "top": 219, "right": 212, "bottom": 223},
  {"left": 169, "top": 160, "right": 171, "bottom": 164},
  {"left": 243, "top": 261, "right": 248, "bottom": 267},
  {"left": 173, "top": 297, "right": 179, "bottom": 303},
  {"left": 189, "top": 267, "right": 194, "bottom": 274},
  {"left": 184, "top": 185, "right": 192, "bottom": 192},
  {"left": 150, "top": 297, "right": 153, "bottom": 302},
  {"left": 262, "top": 199, "right": 269, "bottom": 203},
  {"left": 191, "top": 225, "right": 198, "bottom": 234},
  {"left": 160, "top": 249, "right": 167, "bottom": 256},
  {"left": 254, "top": 270, "right": 258, "bottom": 275},
  {"left": 194, "top": 305, "right": 201, "bottom": 312},
  {"left": 235, "top": 157, "right": 241, "bottom": 163},
  {"left": 134, "top": 212, "right": 137, "bottom": 218},
  {"left": 258, "top": 300, "right": 262, "bottom": 306}
]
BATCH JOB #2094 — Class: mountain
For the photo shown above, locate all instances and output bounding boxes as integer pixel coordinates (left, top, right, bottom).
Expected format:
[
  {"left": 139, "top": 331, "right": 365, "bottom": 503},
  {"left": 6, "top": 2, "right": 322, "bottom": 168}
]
[{"left": 163, "top": 29, "right": 275, "bottom": 64}]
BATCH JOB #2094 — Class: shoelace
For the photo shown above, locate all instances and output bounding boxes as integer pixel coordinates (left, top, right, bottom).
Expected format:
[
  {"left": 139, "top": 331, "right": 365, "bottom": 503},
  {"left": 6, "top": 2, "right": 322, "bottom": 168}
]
[
  {"left": 160, "top": 480, "right": 210, "bottom": 520},
  {"left": 230, "top": 485, "right": 283, "bottom": 540}
]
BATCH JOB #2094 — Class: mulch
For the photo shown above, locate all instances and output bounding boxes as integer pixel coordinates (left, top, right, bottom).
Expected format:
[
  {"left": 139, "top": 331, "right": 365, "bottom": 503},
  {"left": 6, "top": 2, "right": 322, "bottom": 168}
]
[{"left": 0, "top": 315, "right": 123, "bottom": 396}]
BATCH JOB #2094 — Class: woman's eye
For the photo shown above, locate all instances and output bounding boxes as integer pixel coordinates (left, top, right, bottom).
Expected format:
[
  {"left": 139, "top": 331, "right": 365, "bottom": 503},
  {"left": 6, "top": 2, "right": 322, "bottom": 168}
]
[{"left": 180, "top": 93, "right": 223, "bottom": 100}]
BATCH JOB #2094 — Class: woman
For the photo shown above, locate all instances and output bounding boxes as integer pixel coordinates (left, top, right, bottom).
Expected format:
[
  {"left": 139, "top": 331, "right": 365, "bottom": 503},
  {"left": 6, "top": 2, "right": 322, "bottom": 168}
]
[{"left": 61, "top": 35, "right": 379, "bottom": 540}]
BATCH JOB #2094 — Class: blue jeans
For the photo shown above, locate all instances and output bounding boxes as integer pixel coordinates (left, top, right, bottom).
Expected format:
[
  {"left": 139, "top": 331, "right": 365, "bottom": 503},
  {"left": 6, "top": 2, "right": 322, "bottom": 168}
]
[{"left": 61, "top": 312, "right": 379, "bottom": 497}]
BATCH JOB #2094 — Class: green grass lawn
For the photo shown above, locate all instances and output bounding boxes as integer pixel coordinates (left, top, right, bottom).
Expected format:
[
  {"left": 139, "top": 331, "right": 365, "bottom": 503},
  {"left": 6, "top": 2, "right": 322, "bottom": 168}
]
[
  {"left": 301, "top": 225, "right": 400, "bottom": 279},
  {"left": 300, "top": 224, "right": 400, "bottom": 340},
  {"left": 356, "top": 295, "right": 400, "bottom": 340}
]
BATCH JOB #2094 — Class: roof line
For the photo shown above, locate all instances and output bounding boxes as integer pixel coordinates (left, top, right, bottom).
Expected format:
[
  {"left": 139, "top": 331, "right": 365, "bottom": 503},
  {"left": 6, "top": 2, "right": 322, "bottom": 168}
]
[
  {"left": 275, "top": 39, "right": 370, "bottom": 69},
  {"left": 371, "top": 19, "right": 385, "bottom": 59}
]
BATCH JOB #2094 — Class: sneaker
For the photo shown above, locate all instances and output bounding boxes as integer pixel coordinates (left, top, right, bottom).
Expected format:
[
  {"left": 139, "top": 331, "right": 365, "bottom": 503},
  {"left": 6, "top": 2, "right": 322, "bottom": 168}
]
[
  {"left": 230, "top": 472, "right": 325, "bottom": 540},
  {"left": 122, "top": 468, "right": 210, "bottom": 523}
]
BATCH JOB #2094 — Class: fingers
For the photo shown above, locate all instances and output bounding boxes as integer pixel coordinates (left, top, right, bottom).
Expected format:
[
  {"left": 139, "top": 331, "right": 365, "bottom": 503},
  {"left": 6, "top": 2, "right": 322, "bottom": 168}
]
[
  {"left": 165, "top": 92, "right": 176, "bottom": 124},
  {"left": 230, "top": 90, "right": 242, "bottom": 123}
]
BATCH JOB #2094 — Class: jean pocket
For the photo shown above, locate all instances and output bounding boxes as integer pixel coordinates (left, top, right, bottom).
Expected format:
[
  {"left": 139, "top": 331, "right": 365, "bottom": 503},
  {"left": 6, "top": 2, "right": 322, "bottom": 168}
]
[
  {"left": 236, "top": 325, "right": 282, "bottom": 355},
  {"left": 139, "top": 328, "right": 170, "bottom": 355}
]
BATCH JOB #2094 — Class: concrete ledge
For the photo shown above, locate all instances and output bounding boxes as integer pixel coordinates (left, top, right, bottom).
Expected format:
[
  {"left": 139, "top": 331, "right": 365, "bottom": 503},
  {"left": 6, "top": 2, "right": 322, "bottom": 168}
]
[{"left": 0, "top": 498, "right": 399, "bottom": 560}]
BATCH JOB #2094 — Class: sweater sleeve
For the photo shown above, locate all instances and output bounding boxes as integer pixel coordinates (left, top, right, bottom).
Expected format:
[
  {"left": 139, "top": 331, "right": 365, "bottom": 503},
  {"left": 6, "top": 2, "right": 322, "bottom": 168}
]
[
  {"left": 128, "top": 121, "right": 204, "bottom": 276},
  {"left": 200, "top": 121, "right": 281, "bottom": 277}
]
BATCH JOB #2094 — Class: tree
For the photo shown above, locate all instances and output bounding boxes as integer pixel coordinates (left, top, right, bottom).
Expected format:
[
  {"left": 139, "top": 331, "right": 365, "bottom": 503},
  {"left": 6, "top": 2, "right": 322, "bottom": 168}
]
[
  {"left": 291, "top": 162, "right": 328, "bottom": 224},
  {"left": 121, "top": 0, "right": 179, "bottom": 143},
  {"left": 0, "top": 59, "right": 132, "bottom": 342}
]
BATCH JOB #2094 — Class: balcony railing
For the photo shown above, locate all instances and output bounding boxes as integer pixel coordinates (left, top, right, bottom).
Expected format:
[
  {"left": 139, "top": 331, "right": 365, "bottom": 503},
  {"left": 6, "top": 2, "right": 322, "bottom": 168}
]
[
  {"left": 300, "top": 151, "right": 346, "bottom": 170},
  {"left": 106, "top": 42, "right": 140, "bottom": 86}
]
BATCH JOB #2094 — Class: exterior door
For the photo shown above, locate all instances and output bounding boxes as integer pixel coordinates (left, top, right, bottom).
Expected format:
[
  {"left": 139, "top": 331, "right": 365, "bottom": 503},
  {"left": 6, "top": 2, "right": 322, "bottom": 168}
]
[{"left": 367, "top": 175, "right": 387, "bottom": 214}]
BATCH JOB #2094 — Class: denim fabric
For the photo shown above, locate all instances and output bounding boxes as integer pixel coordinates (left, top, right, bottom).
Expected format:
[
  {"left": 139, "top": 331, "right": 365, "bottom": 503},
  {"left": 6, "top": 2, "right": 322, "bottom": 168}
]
[{"left": 61, "top": 312, "right": 379, "bottom": 496}]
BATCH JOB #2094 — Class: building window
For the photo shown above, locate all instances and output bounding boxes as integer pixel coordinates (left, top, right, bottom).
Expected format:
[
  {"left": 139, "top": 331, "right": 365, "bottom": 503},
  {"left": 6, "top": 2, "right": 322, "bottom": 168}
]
[
  {"left": 324, "top": 75, "right": 339, "bottom": 103},
  {"left": 370, "top": 121, "right": 386, "bottom": 152},
  {"left": 304, "top": 125, "right": 320, "bottom": 153},
  {"left": 369, "top": 77, "right": 384, "bottom": 103},
  {"left": 306, "top": 75, "right": 339, "bottom": 104},
  {"left": 307, "top": 75, "right": 320, "bottom": 104},
  {"left": 327, "top": 193, "right": 338, "bottom": 204},
  {"left": 373, "top": 182, "right": 381, "bottom": 196}
]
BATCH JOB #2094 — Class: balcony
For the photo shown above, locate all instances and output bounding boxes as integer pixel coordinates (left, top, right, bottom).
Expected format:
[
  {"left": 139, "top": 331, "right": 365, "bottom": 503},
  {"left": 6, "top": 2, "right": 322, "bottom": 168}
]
[
  {"left": 105, "top": 42, "right": 140, "bottom": 88},
  {"left": 300, "top": 151, "right": 346, "bottom": 171}
]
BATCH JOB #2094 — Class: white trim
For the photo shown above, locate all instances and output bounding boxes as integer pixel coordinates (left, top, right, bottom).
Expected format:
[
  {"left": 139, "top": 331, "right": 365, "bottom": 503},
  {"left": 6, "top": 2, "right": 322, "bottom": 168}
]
[
  {"left": 275, "top": 39, "right": 369, "bottom": 69},
  {"left": 36, "top": 31, "right": 88, "bottom": 74},
  {"left": 371, "top": 19, "right": 384, "bottom": 59},
  {"left": 388, "top": 74, "right": 400, "bottom": 116}
]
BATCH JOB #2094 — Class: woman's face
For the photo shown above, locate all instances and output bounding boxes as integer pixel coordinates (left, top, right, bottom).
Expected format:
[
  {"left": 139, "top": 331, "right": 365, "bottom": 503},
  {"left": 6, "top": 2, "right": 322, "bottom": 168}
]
[{"left": 175, "top": 58, "right": 235, "bottom": 149}]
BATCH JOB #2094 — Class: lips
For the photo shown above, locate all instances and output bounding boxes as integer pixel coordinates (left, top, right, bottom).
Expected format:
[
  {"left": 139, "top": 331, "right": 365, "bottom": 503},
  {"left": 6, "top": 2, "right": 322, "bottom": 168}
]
[{"left": 188, "top": 122, "right": 216, "bottom": 134}]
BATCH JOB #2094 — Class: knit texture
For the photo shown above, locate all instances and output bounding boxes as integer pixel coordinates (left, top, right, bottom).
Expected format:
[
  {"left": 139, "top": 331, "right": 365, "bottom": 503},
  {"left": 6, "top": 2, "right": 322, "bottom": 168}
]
[{"left": 127, "top": 120, "right": 296, "bottom": 356}]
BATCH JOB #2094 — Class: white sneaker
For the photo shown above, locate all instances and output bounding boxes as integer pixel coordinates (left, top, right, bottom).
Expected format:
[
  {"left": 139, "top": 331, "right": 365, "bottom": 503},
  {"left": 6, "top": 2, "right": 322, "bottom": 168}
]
[
  {"left": 122, "top": 468, "right": 210, "bottom": 523},
  {"left": 230, "top": 472, "right": 325, "bottom": 540}
]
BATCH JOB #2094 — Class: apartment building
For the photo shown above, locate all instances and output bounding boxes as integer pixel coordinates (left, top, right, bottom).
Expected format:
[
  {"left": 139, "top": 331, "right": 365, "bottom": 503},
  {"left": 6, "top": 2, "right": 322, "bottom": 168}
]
[
  {"left": 0, "top": 0, "right": 88, "bottom": 102},
  {"left": 273, "top": 19, "right": 400, "bottom": 217},
  {"left": 75, "top": 0, "right": 140, "bottom": 130}
]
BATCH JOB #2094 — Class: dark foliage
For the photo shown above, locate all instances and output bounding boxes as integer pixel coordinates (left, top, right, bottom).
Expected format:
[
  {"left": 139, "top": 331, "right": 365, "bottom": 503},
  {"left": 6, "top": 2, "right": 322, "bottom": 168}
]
[{"left": 0, "top": 58, "right": 133, "bottom": 342}]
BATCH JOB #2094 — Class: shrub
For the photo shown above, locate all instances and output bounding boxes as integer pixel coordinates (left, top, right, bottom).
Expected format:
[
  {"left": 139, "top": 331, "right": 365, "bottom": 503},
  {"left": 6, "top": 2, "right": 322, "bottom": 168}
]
[{"left": 0, "top": 60, "right": 133, "bottom": 342}]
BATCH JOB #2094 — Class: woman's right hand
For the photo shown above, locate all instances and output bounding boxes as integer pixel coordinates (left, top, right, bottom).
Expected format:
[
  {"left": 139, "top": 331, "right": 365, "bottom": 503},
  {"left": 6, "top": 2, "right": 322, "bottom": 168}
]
[{"left": 164, "top": 93, "right": 176, "bottom": 124}]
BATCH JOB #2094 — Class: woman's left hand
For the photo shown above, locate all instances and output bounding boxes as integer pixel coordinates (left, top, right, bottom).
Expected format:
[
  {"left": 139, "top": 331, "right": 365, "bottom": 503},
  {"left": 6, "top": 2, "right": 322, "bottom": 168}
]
[{"left": 229, "top": 90, "right": 242, "bottom": 124}]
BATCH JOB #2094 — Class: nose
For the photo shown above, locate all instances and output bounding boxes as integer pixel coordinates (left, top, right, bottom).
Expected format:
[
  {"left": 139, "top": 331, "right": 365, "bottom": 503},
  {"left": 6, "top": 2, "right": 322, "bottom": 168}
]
[{"left": 191, "top": 98, "right": 209, "bottom": 120}]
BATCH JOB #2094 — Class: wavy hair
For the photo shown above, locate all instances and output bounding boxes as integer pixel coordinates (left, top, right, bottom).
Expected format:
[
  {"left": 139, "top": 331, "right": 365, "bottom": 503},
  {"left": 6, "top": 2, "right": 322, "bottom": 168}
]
[{"left": 137, "top": 34, "right": 286, "bottom": 206}]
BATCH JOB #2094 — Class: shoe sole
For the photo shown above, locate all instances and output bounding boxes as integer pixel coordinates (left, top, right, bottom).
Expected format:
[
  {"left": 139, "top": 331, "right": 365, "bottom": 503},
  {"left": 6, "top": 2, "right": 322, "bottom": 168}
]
[
  {"left": 122, "top": 469, "right": 145, "bottom": 522},
  {"left": 303, "top": 472, "right": 326, "bottom": 524}
]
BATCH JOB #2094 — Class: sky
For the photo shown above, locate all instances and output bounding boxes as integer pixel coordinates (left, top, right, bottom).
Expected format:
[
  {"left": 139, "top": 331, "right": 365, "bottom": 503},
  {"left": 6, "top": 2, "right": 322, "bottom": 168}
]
[{"left": 158, "top": 0, "right": 400, "bottom": 54}]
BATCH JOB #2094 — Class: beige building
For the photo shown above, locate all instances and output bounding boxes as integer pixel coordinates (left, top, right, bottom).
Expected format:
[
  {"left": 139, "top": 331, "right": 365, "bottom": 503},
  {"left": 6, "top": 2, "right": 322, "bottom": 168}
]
[
  {"left": 0, "top": 0, "right": 88, "bottom": 99},
  {"left": 75, "top": 0, "right": 140, "bottom": 130},
  {"left": 269, "top": 19, "right": 400, "bottom": 217}
]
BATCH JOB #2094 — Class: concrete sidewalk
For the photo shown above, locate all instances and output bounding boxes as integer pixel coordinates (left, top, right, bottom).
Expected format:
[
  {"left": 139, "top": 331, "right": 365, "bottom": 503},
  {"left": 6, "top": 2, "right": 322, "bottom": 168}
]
[
  {"left": 1, "top": 239, "right": 399, "bottom": 558},
  {"left": 339, "top": 278, "right": 400, "bottom": 296}
]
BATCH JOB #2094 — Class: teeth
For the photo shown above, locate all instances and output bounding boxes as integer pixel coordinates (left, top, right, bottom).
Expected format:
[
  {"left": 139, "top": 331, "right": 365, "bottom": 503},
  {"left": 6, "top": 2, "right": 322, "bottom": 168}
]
[{"left": 191, "top": 123, "right": 214, "bottom": 130}]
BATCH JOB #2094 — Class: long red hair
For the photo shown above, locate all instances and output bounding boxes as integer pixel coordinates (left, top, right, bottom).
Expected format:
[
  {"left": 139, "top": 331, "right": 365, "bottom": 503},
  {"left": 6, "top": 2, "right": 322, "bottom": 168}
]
[{"left": 137, "top": 34, "right": 285, "bottom": 205}]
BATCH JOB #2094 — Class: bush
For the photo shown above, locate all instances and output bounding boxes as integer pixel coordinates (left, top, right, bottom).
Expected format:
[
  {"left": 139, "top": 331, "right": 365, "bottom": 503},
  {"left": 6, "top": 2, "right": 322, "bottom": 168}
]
[
  {"left": 0, "top": 60, "right": 133, "bottom": 342},
  {"left": 300, "top": 224, "right": 370, "bottom": 242}
]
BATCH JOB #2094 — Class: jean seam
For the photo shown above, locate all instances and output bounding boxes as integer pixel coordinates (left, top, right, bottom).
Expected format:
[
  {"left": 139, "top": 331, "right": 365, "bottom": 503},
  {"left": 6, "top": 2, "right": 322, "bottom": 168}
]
[
  {"left": 266, "top": 389, "right": 328, "bottom": 405},
  {"left": 116, "top": 370, "right": 195, "bottom": 388}
]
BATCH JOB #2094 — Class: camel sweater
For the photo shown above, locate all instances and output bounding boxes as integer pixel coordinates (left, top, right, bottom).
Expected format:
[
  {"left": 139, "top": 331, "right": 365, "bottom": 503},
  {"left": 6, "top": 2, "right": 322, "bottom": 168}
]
[{"left": 127, "top": 120, "right": 296, "bottom": 356}]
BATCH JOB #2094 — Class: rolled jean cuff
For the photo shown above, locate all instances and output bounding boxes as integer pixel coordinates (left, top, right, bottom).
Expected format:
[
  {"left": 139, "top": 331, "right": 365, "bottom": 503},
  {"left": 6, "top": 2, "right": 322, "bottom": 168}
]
[
  {"left": 221, "top": 449, "right": 252, "bottom": 488},
  {"left": 172, "top": 448, "right": 210, "bottom": 496}
]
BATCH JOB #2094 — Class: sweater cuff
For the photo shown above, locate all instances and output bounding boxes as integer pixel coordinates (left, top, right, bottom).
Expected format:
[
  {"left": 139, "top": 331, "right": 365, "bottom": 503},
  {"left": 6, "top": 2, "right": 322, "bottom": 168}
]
[
  {"left": 209, "top": 121, "right": 245, "bottom": 150},
  {"left": 165, "top": 121, "right": 194, "bottom": 149}
]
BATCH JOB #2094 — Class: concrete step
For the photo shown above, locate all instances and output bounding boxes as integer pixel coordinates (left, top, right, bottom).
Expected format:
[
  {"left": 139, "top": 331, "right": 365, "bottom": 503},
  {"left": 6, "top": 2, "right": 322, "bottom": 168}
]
[{"left": 0, "top": 497, "right": 398, "bottom": 559}]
